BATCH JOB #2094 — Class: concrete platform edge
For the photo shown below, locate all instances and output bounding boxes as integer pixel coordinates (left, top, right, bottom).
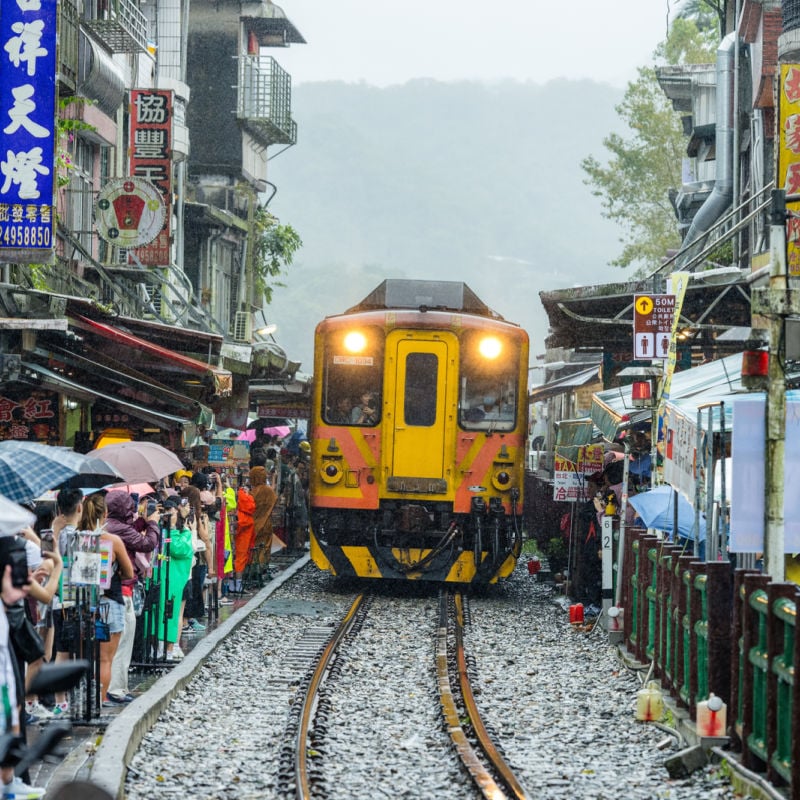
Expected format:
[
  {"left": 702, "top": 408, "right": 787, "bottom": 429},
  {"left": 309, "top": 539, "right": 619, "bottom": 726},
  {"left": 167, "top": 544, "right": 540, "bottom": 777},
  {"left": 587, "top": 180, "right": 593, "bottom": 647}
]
[{"left": 60, "top": 557, "right": 309, "bottom": 799}]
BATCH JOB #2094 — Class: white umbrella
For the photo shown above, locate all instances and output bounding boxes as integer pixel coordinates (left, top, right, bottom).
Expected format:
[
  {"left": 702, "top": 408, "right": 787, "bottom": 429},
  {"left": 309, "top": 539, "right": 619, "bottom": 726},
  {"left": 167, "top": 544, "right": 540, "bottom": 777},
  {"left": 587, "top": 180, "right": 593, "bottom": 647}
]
[
  {"left": 88, "top": 441, "right": 184, "bottom": 484},
  {"left": 0, "top": 495, "right": 35, "bottom": 537}
]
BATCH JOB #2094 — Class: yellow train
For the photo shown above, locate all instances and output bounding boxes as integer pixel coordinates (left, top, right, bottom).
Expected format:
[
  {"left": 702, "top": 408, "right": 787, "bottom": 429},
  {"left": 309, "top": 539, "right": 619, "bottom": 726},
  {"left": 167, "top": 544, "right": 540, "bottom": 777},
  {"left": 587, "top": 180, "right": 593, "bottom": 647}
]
[{"left": 308, "top": 279, "right": 529, "bottom": 583}]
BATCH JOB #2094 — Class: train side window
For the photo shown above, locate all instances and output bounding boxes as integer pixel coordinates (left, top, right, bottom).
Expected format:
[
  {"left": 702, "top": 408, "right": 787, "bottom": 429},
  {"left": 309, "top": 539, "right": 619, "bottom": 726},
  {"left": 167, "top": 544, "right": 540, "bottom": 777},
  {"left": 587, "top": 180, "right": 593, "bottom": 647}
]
[{"left": 404, "top": 352, "right": 437, "bottom": 426}]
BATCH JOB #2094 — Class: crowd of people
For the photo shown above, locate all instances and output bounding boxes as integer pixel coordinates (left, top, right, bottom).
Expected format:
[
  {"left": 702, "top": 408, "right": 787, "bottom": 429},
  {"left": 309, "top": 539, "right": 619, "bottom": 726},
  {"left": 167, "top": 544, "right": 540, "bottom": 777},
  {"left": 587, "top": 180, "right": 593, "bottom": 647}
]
[{"left": 0, "top": 431, "right": 311, "bottom": 799}]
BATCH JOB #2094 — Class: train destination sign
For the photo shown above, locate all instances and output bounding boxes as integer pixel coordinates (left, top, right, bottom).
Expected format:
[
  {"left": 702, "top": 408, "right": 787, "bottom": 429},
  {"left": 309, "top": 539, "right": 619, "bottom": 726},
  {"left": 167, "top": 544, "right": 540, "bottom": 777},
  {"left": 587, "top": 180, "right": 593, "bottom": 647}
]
[{"left": 633, "top": 293, "right": 675, "bottom": 360}]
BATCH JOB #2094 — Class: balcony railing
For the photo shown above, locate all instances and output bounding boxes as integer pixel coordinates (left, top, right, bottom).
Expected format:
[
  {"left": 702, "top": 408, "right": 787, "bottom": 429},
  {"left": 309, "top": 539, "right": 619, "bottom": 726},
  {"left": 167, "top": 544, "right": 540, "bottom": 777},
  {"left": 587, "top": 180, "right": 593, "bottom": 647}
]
[
  {"left": 58, "top": 0, "right": 79, "bottom": 92},
  {"left": 237, "top": 55, "right": 297, "bottom": 146},
  {"left": 82, "top": 0, "right": 148, "bottom": 53}
]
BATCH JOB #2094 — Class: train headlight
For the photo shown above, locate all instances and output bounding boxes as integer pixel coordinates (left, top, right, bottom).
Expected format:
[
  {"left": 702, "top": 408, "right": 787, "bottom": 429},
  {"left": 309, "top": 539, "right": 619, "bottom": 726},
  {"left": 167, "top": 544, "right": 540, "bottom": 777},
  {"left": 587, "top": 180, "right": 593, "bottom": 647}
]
[
  {"left": 344, "top": 331, "right": 367, "bottom": 353},
  {"left": 478, "top": 336, "right": 502, "bottom": 359},
  {"left": 491, "top": 469, "right": 512, "bottom": 491},
  {"left": 321, "top": 460, "right": 343, "bottom": 484}
]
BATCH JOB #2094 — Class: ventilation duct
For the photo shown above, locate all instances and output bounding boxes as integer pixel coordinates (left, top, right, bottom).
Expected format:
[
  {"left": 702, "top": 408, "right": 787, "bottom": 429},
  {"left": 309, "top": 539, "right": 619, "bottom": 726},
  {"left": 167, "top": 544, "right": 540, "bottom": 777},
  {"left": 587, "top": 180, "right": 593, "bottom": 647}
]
[
  {"left": 678, "top": 33, "right": 736, "bottom": 261},
  {"left": 77, "top": 32, "right": 126, "bottom": 116}
]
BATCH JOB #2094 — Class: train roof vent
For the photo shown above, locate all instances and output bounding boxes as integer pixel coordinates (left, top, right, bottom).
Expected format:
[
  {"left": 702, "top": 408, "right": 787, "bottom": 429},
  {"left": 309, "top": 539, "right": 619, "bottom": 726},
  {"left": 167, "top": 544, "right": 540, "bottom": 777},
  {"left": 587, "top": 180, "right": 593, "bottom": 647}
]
[{"left": 348, "top": 279, "right": 501, "bottom": 318}]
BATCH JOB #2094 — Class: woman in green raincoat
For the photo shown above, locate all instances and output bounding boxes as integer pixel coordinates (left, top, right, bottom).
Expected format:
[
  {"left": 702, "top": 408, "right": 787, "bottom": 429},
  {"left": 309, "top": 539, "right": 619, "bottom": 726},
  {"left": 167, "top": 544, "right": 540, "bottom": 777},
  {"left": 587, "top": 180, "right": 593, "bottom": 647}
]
[{"left": 157, "top": 499, "right": 194, "bottom": 661}]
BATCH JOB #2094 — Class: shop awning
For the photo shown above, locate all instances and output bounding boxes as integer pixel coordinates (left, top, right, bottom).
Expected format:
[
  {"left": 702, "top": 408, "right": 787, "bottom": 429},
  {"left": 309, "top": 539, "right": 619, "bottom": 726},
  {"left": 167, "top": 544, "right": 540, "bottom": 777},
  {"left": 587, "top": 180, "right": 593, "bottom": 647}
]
[
  {"left": 70, "top": 314, "right": 233, "bottom": 398},
  {"left": 20, "top": 362, "right": 190, "bottom": 431},
  {"left": 529, "top": 365, "right": 601, "bottom": 403}
]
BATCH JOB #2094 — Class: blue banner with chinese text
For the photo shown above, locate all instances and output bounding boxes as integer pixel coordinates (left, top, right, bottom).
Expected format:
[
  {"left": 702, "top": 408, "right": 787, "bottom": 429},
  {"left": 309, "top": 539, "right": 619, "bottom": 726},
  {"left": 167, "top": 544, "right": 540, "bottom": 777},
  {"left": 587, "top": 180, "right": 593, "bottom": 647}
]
[{"left": 0, "top": 0, "right": 57, "bottom": 260}]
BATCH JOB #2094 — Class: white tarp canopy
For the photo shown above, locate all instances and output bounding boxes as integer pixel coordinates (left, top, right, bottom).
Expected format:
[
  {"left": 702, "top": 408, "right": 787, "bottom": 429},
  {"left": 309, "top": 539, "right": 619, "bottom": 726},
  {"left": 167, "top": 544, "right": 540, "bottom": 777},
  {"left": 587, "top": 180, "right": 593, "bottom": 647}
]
[{"left": 591, "top": 352, "right": 743, "bottom": 440}]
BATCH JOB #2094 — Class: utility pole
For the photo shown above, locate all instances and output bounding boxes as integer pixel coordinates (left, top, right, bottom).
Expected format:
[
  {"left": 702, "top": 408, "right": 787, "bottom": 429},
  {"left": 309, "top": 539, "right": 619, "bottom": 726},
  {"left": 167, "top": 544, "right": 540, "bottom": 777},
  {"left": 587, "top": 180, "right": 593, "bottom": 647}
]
[{"left": 752, "top": 190, "right": 793, "bottom": 580}]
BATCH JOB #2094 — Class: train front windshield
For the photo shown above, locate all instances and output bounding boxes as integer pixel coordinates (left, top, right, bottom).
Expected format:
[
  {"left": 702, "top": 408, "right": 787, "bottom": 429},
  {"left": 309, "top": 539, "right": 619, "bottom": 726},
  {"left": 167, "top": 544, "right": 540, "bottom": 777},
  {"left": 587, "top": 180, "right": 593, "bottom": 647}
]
[
  {"left": 322, "top": 327, "right": 384, "bottom": 426},
  {"left": 459, "top": 331, "right": 519, "bottom": 431}
]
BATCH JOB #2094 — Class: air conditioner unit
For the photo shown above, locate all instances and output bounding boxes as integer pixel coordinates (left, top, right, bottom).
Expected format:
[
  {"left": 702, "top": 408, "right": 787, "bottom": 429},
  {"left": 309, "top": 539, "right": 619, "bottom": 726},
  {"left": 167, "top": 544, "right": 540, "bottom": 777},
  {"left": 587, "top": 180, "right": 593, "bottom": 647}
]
[{"left": 233, "top": 310, "right": 252, "bottom": 343}]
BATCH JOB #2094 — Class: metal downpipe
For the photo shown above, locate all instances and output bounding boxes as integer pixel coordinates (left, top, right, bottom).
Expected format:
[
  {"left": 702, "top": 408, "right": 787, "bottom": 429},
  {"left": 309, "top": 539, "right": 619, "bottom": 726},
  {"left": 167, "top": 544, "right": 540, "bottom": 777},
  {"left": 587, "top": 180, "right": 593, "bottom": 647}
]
[{"left": 678, "top": 33, "right": 737, "bottom": 263}]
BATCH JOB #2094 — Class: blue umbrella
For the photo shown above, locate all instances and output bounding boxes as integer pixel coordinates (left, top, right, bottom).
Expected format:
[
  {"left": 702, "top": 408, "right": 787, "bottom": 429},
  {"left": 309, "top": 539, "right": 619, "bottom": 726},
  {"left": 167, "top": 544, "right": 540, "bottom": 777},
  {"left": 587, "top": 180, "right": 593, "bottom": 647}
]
[
  {"left": 628, "top": 485, "right": 706, "bottom": 541},
  {"left": 0, "top": 441, "right": 122, "bottom": 504}
]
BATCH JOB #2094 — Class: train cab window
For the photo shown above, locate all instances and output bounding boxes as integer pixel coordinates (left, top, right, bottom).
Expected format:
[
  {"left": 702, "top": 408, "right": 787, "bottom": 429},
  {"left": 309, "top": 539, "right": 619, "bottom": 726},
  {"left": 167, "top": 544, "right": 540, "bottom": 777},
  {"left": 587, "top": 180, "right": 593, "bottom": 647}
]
[
  {"left": 404, "top": 352, "right": 438, "bottom": 426},
  {"left": 322, "top": 329, "right": 383, "bottom": 426},
  {"left": 459, "top": 333, "right": 518, "bottom": 431}
]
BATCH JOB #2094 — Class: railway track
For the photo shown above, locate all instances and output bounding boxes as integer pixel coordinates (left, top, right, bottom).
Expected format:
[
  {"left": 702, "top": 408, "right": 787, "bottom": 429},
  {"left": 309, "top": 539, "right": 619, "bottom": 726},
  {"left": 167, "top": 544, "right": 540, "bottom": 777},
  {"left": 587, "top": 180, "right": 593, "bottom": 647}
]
[
  {"left": 123, "top": 564, "right": 721, "bottom": 800},
  {"left": 437, "top": 591, "right": 532, "bottom": 800},
  {"left": 283, "top": 588, "right": 531, "bottom": 800}
]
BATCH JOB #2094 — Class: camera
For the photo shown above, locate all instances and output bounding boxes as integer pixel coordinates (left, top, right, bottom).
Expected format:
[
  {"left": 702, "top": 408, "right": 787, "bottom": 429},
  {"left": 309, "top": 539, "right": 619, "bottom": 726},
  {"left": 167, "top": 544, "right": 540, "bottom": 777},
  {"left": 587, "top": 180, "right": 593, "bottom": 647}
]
[{"left": 0, "top": 537, "right": 30, "bottom": 588}]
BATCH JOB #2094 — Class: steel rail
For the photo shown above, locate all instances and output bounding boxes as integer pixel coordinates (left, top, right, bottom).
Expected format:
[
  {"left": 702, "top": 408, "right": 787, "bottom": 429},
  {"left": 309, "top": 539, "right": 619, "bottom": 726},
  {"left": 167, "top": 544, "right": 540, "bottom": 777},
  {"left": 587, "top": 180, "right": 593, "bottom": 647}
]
[
  {"left": 453, "top": 592, "right": 532, "bottom": 800},
  {"left": 437, "top": 592, "right": 533, "bottom": 800},
  {"left": 295, "top": 593, "right": 365, "bottom": 800}
]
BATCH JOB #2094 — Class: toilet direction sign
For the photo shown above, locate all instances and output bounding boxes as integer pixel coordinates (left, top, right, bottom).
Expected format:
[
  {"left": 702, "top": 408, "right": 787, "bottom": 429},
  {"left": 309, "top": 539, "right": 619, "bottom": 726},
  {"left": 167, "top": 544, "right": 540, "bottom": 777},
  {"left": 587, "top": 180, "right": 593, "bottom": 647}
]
[{"left": 633, "top": 294, "right": 675, "bottom": 360}]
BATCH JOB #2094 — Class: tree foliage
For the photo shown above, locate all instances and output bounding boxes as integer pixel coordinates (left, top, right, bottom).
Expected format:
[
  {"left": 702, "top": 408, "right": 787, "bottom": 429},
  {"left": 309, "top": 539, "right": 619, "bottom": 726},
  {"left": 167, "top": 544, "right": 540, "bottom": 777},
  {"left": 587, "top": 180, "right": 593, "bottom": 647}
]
[
  {"left": 581, "top": 12, "right": 718, "bottom": 270},
  {"left": 581, "top": 67, "right": 685, "bottom": 269},
  {"left": 251, "top": 204, "right": 303, "bottom": 305}
]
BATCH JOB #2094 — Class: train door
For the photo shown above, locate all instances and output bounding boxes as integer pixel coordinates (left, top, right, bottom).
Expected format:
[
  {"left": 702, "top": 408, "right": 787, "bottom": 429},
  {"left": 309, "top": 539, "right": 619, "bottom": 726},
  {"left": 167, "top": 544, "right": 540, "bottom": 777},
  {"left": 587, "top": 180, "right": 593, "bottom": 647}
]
[{"left": 388, "top": 334, "right": 452, "bottom": 484}]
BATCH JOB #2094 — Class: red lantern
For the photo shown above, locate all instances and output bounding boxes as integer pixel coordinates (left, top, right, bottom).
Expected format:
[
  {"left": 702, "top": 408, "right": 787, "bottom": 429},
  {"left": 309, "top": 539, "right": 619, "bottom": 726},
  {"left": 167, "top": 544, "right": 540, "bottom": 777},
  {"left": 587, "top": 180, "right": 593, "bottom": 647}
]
[
  {"left": 631, "top": 380, "right": 653, "bottom": 409},
  {"left": 741, "top": 331, "right": 769, "bottom": 391}
]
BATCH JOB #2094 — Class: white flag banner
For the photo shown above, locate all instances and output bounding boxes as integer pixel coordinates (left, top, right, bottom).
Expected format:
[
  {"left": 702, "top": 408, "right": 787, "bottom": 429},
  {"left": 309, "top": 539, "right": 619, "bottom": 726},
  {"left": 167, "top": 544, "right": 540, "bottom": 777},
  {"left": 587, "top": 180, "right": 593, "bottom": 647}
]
[
  {"left": 784, "top": 396, "right": 800, "bottom": 552},
  {"left": 730, "top": 396, "right": 765, "bottom": 553}
]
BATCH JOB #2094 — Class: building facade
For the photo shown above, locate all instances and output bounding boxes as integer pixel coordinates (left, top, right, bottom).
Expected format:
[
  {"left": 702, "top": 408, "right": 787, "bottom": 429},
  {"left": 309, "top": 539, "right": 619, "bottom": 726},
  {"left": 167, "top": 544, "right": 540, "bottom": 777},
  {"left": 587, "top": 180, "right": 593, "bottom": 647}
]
[{"left": 0, "top": 0, "right": 308, "bottom": 452}]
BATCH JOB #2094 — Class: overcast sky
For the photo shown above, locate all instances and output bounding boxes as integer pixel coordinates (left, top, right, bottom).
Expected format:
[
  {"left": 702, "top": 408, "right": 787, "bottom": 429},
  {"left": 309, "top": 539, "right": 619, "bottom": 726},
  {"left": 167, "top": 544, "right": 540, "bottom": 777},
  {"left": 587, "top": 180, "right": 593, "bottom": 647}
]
[{"left": 275, "top": 0, "right": 671, "bottom": 88}]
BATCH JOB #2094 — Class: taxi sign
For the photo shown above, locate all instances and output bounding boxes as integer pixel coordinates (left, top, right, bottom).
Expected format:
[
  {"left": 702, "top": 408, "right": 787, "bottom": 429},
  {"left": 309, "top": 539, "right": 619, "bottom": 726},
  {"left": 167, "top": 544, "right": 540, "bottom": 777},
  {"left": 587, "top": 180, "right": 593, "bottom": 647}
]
[{"left": 633, "top": 294, "right": 675, "bottom": 360}]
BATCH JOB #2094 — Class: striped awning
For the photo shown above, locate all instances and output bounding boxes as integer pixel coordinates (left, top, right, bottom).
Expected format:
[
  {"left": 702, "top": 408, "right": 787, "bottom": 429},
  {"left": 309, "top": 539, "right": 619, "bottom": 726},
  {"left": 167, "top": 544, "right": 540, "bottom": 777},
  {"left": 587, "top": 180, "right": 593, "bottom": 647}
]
[{"left": 71, "top": 314, "right": 232, "bottom": 397}]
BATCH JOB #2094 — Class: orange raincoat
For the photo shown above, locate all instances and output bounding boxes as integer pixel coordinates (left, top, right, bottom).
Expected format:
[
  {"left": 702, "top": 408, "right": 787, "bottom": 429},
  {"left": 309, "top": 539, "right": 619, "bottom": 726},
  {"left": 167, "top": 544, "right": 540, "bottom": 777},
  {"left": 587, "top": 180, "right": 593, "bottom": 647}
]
[{"left": 235, "top": 486, "right": 256, "bottom": 573}]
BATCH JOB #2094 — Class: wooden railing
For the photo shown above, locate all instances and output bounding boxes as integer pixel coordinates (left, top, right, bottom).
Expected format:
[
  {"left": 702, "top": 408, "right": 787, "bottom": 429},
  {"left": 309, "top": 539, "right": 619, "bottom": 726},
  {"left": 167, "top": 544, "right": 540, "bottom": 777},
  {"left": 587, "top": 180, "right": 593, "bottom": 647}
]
[{"left": 618, "top": 529, "right": 800, "bottom": 795}]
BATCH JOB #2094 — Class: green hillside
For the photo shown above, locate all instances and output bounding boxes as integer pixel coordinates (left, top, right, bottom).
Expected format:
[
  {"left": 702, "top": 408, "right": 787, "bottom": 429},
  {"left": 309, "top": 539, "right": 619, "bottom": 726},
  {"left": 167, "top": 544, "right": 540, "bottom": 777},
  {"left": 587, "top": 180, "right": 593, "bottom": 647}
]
[{"left": 267, "top": 78, "right": 632, "bottom": 370}]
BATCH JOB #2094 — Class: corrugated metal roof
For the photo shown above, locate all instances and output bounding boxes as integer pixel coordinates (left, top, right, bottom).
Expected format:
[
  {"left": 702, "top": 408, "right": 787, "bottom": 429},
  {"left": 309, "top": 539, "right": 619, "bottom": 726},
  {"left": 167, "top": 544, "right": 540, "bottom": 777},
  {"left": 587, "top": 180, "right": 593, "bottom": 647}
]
[{"left": 528, "top": 365, "right": 600, "bottom": 403}]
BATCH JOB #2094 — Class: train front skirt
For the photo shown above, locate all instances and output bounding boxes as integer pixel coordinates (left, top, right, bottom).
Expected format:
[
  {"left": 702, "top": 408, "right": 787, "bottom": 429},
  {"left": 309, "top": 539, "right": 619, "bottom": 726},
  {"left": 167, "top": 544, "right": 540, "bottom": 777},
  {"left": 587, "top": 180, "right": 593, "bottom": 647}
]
[{"left": 309, "top": 532, "right": 517, "bottom": 584}]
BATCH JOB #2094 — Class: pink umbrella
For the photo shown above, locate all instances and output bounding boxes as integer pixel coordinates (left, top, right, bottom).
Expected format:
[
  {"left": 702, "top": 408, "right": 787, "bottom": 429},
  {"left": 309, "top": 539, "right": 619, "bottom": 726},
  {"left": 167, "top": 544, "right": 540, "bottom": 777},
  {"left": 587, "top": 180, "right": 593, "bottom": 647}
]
[
  {"left": 237, "top": 426, "right": 291, "bottom": 442},
  {"left": 106, "top": 482, "right": 155, "bottom": 496}
]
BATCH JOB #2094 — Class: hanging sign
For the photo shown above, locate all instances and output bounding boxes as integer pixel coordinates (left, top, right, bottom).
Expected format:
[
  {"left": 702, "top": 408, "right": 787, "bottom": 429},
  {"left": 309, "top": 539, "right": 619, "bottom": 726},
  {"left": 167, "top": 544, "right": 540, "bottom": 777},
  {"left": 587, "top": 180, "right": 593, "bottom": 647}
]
[
  {"left": 128, "top": 88, "right": 173, "bottom": 266},
  {"left": 553, "top": 444, "right": 603, "bottom": 502},
  {"left": 95, "top": 177, "right": 166, "bottom": 247},
  {"left": 780, "top": 64, "right": 800, "bottom": 275},
  {"left": 633, "top": 294, "right": 675, "bottom": 360},
  {"left": 0, "top": 0, "right": 57, "bottom": 263}
]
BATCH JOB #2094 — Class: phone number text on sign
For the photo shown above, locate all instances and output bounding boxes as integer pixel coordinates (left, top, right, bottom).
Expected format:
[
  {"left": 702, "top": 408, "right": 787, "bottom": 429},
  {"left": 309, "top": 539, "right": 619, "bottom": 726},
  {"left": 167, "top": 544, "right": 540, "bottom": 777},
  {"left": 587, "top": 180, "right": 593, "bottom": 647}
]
[{"left": 1, "top": 220, "right": 52, "bottom": 247}]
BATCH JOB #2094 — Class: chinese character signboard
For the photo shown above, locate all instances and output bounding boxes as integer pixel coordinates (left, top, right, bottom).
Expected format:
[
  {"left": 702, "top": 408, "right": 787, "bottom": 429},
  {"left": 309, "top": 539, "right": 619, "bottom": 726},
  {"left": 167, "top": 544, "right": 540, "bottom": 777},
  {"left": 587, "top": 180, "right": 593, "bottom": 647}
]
[
  {"left": 128, "top": 89, "right": 172, "bottom": 266},
  {"left": 0, "top": 0, "right": 57, "bottom": 263},
  {"left": 662, "top": 405, "right": 699, "bottom": 503},
  {"left": 256, "top": 404, "right": 310, "bottom": 420},
  {"left": 780, "top": 64, "right": 800, "bottom": 276},
  {"left": 0, "top": 389, "right": 57, "bottom": 442},
  {"left": 633, "top": 294, "right": 675, "bottom": 360},
  {"left": 552, "top": 444, "right": 603, "bottom": 502}
]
